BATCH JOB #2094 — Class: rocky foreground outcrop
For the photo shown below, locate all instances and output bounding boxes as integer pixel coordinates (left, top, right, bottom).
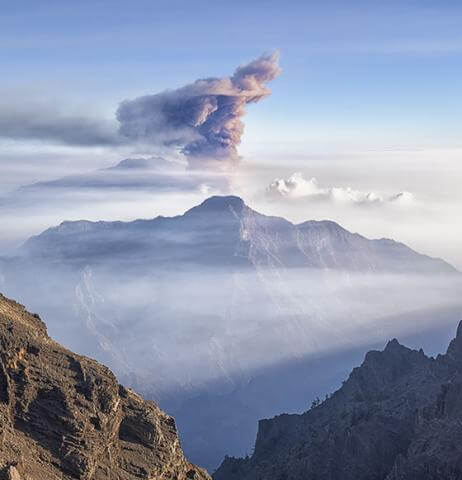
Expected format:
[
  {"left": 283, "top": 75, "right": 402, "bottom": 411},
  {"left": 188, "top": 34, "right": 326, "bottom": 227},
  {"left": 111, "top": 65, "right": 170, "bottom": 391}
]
[
  {"left": 215, "top": 321, "right": 462, "bottom": 480},
  {"left": 0, "top": 293, "right": 210, "bottom": 480}
]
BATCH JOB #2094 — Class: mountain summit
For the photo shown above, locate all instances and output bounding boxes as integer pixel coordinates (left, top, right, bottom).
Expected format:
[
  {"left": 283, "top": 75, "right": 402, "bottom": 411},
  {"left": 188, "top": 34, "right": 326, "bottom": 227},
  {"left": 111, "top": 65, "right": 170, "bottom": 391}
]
[
  {"left": 20, "top": 195, "right": 456, "bottom": 274},
  {"left": 185, "top": 195, "right": 246, "bottom": 214}
]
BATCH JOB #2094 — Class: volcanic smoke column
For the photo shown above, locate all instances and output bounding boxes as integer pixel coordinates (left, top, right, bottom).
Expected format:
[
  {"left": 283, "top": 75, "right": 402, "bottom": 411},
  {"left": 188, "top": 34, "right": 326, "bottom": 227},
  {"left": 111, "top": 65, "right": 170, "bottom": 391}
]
[{"left": 116, "top": 52, "right": 281, "bottom": 169}]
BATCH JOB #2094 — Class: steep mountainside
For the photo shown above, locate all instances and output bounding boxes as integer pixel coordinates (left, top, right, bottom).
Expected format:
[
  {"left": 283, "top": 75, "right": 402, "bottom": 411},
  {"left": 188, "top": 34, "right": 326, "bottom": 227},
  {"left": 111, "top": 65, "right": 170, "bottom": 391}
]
[
  {"left": 0, "top": 293, "right": 210, "bottom": 480},
  {"left": 214, "top": 321, "right": 462, "bottom": 480},
  {"left": 20, "top": 195, "right": 455, "bottom": 273}
]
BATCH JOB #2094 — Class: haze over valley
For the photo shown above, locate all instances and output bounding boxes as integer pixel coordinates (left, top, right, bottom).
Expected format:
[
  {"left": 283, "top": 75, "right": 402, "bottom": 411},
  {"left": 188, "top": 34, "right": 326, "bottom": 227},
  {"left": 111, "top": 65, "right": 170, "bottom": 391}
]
[
  {"left": 1, "top": 195, "right": 460, "bottom": 468},
  {"left": 1, "top": 2, "right": 461, "bottom": 478}
]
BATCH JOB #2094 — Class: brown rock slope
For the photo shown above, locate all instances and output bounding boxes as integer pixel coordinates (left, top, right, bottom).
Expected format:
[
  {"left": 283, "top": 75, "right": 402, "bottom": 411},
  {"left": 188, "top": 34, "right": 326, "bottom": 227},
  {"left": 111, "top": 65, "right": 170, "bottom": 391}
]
[
  {"left": 0, "top": 293, "right": 210, "bottom": 480},
  {"left": 215, "top": 321, "right": 462, "bottom": 480}
]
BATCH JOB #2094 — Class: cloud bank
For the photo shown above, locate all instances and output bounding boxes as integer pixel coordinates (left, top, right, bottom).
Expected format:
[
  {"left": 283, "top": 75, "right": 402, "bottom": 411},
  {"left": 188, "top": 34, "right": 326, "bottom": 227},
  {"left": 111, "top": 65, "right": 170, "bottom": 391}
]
[
  {"left": 0, "top": 100, "right": 117, "bottom": 147},
  {"left": 116, "top": 52, "right": 281, "bottom": 169},
  {"left": 267, "top": 172, "right": 415, "bottom": 206}
]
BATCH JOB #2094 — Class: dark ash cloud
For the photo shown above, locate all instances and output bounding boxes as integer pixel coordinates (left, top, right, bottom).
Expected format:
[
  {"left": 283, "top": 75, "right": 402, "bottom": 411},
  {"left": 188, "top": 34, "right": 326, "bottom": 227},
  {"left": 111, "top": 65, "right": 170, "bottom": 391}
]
[
  {"left": 0, "top": 52, "right": 280, "bottom": 170},
  {"left": 116, "top": 52, "right": 281, "bottom": 168}
]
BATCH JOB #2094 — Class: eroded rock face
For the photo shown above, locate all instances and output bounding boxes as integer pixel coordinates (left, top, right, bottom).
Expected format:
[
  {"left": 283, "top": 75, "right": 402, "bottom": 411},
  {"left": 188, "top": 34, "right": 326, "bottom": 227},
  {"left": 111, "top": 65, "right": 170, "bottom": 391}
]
[
  {"left": 214, "top": 322, "right": 462, "bottom": 480},
  {"left": 0, "top": 293, "right": 210, "bottom": 480}
]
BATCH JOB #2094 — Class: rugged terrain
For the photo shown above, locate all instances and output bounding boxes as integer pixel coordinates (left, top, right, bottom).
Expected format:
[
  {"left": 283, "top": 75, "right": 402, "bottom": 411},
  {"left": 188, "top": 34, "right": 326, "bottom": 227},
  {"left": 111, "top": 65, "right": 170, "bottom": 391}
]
[
  {"left": 214, "top": 320, "right": 462, "bottom": 480},
  {"left": 0, "top": 293, "right": 210, "bottom": 480},
  {"left": 16, "top": 195, "right": 457, "bottom": 273},
  {"left": 1, "top": 195, "right": 460, "bottom": 469}
]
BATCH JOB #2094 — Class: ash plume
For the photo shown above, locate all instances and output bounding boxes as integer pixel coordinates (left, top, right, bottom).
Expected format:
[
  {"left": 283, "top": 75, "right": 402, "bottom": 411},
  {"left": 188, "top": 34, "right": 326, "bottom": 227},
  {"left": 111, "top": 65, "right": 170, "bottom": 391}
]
[{"left": 116, "top": 52, "right": 281, "bottom": 169}]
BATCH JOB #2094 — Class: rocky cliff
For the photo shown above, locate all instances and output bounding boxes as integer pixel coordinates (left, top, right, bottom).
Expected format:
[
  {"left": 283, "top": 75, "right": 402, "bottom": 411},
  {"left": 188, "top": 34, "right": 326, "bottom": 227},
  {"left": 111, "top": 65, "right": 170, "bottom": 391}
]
[
  {"left": 214, "top": 321, "right": 462, "bottom": 480},
  {"left": 0, "top": 293, "right": 210, "bottom": 480}
]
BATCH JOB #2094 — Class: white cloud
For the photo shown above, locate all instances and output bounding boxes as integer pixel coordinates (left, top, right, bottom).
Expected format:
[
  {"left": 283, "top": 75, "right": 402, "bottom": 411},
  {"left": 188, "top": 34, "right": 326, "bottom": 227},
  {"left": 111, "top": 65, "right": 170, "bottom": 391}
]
[
  {"left": 267, "top": 172, "right": 415, "bottom": 207},
  {"left": 388, "top": 191, "right": 416, "bottom": 206}
]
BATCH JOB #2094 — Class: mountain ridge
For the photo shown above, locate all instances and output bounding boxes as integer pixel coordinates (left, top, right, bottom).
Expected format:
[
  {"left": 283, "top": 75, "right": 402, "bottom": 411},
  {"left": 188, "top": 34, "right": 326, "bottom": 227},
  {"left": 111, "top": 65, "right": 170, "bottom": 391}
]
[
  {"left": 0, "top": 292, "right": 210, "bottom": 480},
  {"left": 18, "top": 195, "right": 458, "bottom": 274},
  {"left": 214, "top": 320, "right": 462, "bottom": 480}
]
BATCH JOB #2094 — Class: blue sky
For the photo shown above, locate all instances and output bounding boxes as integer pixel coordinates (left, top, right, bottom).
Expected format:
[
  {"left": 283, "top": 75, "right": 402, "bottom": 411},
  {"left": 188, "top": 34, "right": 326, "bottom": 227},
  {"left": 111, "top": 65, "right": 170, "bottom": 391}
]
[
  {"left": 0, "top": 1, "right": 461, "bottom": 267},
  {"left": 2, "top": 0, "right": 462, "bottom": 148}
]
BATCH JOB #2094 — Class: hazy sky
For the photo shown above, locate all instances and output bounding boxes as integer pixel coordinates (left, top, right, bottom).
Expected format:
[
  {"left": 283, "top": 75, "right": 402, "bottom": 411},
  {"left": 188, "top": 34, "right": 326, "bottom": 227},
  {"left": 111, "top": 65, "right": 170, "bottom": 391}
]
[{"left": 1, "top": 0, "right": 461, "bottom": 267}]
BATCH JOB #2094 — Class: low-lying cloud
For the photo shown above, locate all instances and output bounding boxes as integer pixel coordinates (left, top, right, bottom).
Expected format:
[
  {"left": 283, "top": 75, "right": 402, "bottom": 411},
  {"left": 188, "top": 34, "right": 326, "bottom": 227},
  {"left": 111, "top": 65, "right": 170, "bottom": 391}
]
[{"left": 267, "top": 172, "right": 415, "bottom": 206}]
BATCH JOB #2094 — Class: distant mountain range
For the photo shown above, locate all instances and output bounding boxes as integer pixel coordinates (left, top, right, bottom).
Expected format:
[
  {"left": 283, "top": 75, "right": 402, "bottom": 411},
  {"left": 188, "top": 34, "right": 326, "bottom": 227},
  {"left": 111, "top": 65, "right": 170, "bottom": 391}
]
[
  {"left": 0, "top": 195, "right": 460, "bottom": 469},
  {"left": 214, "top": 320, "right": 462, "bottom": 480},
  {"left": 20, "top": 194, "right": 456, "bottom": 273},
  {"left": 15, "top": 157, "right": 204, "bottom": 193}
]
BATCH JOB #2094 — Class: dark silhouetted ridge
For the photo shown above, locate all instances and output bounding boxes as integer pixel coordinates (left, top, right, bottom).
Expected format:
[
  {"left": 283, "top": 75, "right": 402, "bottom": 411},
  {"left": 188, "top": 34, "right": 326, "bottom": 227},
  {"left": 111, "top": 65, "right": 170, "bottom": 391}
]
[{"left": 214, "top": 321, "right": 462, "bottom": 480}]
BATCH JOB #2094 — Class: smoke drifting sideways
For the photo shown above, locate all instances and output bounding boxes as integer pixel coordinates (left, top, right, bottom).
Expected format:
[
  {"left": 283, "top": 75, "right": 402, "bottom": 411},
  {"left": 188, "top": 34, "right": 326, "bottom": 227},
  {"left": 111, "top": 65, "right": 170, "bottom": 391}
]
[{"left": 116, "top": 52, "right": 281, "bottom": 170}]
